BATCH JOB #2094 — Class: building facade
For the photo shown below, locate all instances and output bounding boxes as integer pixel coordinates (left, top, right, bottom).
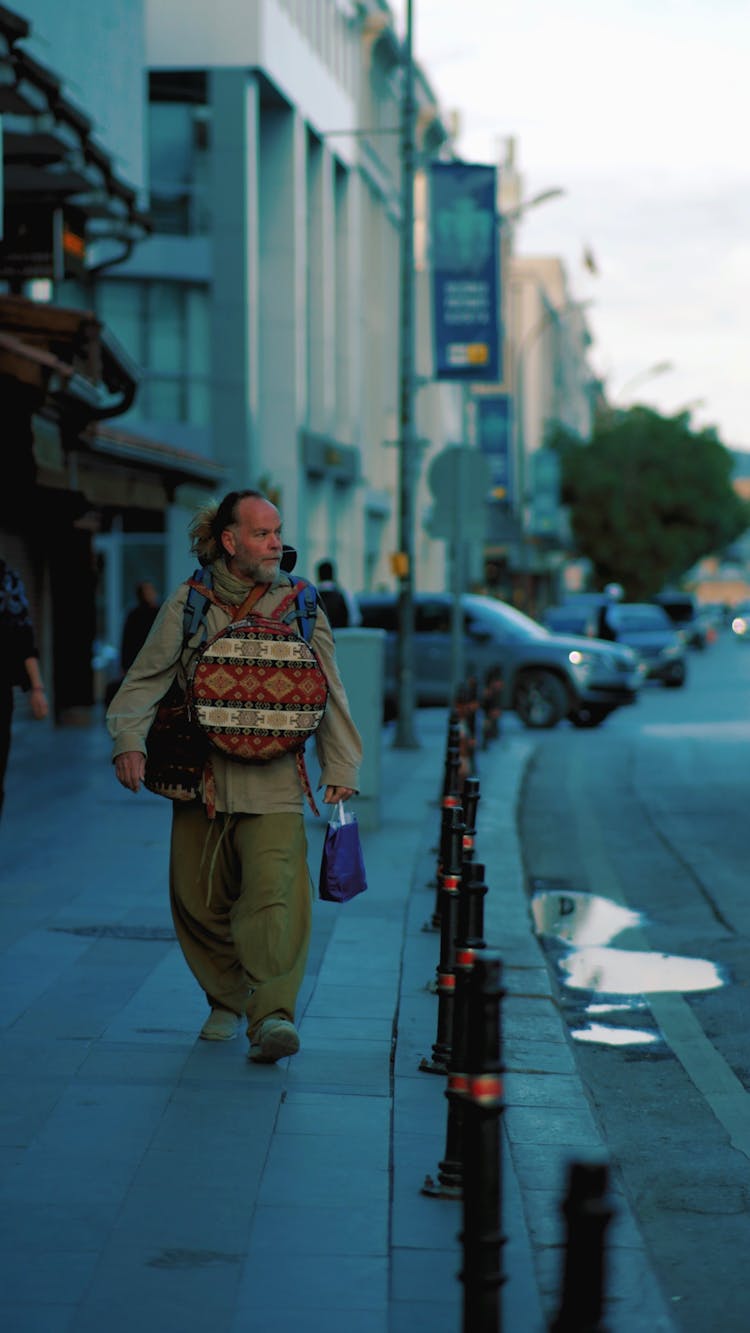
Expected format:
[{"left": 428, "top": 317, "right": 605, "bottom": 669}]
[{"left": 0, "top": 1, "right": 222, "bottom": 719}]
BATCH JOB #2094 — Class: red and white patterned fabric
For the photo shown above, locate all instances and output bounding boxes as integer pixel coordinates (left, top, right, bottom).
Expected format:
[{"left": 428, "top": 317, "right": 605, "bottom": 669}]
[{"left": 188, "top": 615, "right": 329, "bottom": 762}]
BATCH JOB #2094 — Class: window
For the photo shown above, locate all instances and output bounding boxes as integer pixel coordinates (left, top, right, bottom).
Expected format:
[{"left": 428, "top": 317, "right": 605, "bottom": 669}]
[
  {"left": 95, "top": 279, "right": 210, "bottom": 426},
  {"left": 148, "top": 72, "right": 211, "bottom": 236}
]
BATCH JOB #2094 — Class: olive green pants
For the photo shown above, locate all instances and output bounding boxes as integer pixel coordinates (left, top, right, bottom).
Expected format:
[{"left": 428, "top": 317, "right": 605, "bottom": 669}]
[{"left": 169, "top": 804, "right": 312, "bottom": 1035}]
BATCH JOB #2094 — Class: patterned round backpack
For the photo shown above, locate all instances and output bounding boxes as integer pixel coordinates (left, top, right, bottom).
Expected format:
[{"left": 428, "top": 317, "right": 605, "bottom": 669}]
[{"left": 188, "top": 608, "right": 329, "bottom": 763}]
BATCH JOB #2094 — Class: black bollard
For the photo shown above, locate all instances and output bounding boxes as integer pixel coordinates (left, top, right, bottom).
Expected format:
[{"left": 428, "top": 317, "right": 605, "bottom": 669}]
[
  {"left": 460, "top": 953, "right": 506, "bottom": 1333},
  {"left": 550, "top": 1160, "right": 614, "bottom": 1333},
  {"left": 422, "top": 859, "right": 488, "bottom": 1198},
  {"left": 442, "top": 711, "right": 463, "bottom": 801},
  {"left": 420, "top": 806, "right": 464, "bottom": 1075},
  {"left": 425, "top": 791, "right": 462, "bottom": 932},
  {"left": 462, "top": 775, "right": 481, "bottom": 864}
]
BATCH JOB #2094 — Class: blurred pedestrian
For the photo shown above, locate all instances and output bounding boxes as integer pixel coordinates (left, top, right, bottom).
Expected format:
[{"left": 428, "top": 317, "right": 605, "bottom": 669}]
[
  {"left": 0, "top": 559, "right": 49, "bottom": 820},
  {"left": 315, "top": 559, "right": 360, "bottom": 630},
  {"left": 596, "top": 582, "right": 624, "bottom": 640},
  {"left": 121, "top": 580, "right": 161, "bottom": 674}
]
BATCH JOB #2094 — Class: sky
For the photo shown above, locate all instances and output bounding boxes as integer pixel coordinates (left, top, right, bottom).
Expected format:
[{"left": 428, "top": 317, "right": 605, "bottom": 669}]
[{"left": 389, "top": 0, "right": 750, "bottom": 449}]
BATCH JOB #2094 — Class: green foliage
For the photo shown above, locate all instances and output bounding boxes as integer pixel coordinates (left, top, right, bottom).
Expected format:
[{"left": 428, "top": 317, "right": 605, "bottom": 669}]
[{"left": 547, "top": 407, "right": 750, "bottom": 600}]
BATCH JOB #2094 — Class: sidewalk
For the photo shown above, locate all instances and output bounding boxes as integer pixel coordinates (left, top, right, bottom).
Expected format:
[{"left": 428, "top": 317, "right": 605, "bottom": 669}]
[{"left": 0, "top": 707, "right": 676, "bottom": 1332}]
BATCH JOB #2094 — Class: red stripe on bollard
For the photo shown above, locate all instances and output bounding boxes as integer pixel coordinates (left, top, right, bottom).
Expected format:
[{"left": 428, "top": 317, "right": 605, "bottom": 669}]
[
  {"left": 448, "top": 1073, "right": 469, "bottom": 1094},
  {"left": 469, "top": 1073, "right": 504, "bottom": 1106},
  {"left": 443, "top": 875, "right": 460, "bottom": 893},
  {"left": 437, "top": 971, "right": 456, "bottom": 993},
  {"left": 455, "top": 947, "right": 476, "bottom": 970}
]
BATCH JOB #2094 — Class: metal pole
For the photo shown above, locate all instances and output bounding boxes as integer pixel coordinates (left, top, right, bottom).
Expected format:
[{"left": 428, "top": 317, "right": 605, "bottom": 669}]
[{"left": 393, "top": 0, "right": 419, "bottom": 748}]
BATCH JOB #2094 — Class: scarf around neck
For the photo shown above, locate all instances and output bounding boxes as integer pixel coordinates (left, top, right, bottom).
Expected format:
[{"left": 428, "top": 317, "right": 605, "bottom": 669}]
[{"left": 210, "top": 559, "right": 279, "bottom": 607}]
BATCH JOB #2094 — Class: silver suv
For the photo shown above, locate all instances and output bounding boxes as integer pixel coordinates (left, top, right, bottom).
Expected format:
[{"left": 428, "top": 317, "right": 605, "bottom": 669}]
[{"left": 357, "top": 591, "right": 642, "bottom": 729}]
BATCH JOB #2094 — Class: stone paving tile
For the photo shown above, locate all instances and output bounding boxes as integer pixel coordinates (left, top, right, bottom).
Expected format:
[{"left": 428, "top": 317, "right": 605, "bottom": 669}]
[
  {"left": 504, "top": 1070, "right": 592, "bottom": 1109},
  {"left": 390, "top": 1245, "right": 460, "bottom": 1302},
  {"left": 504, "top": 1101, "right": 602, "bottom": 1147},
  {"left": 390, "top": 1171, "right": 462, "bottom": 1252},
  {"left": 275, "top": 1090, "right": 390, "bottom": 1137},
  {"left": 259, "top": 1131, "right": 390, "bottom": 1206},
  {"left": 230, "top": 1308, "right": 386, "bottom": 1333},
  {"left": 73, "top": 1291, "right": 236, "bottom": 1333},
  {"left": 303, "top": 982, "right": 396, "bottom": 1019},
  {"left": 504, "top": 1035, "right": 578, "bottom": 1075},
  {"left": 282, "top": 1044, "right": 391, "bottom": 1092},
  {"left": 1, "top": 1250, "right": 100, "bottom": 1308},
  {"left": 110, "top": 1183, "right": 256, "bottom": 1251},
  {"left": 237, "top": 1252, "right": 388, "bottom": 1311},
  {"left": 298, "top": 1014, "right": 393, "bottom": 1043},
  {"left": 2, "top": 1306, "right": 75, "bottom": 1333},
  {"left": 389, "top": 1299, "right": 458, "bottom": 1333},
  {"left": 80, "top": 1240, "right": 245, "bottom": 1304},
  {"left": 248, "top": 1201, "right": 388, "bottom": 1256}
]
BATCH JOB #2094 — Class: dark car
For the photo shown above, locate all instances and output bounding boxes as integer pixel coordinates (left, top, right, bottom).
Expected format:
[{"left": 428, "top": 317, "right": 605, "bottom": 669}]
[
  {"left": 606, "top": 602, "right": 687, "bottom": 686},
  {"left": 542, "top": 603, "right": 600, "bottom": 638},
  {"left": 357, "top": 591, "right": 642, "bottom": 729},
  {"left": 651, "top": 590, "right": 707, "bottom": 649}
]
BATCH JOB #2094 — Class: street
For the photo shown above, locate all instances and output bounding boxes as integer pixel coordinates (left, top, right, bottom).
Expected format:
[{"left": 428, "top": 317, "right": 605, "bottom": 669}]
[{"left": 519, "top": 627, "right": 750, "bottom": 1331}]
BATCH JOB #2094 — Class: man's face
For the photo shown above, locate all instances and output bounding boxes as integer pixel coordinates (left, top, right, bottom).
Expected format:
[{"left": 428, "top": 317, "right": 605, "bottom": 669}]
[{"left": 221, "top": 497, "right": 283, "bottom": 583}]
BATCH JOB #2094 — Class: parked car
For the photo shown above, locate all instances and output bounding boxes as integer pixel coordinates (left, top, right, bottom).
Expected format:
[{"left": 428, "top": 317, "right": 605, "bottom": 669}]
[
  {"left": 730, "top": 600, "right": 750, "bottom": 642},
  {"left": 542, "top": 604, "right": 599, "bottom": 638},
  {"left": 356, "top": 592, "right": 642, "bottom": 729},
  {"left": 605, "top": 602, "right": 687, "bottom": 686},
  {"left": 651, "top": 590, "right": 707, "bottom": 649}
]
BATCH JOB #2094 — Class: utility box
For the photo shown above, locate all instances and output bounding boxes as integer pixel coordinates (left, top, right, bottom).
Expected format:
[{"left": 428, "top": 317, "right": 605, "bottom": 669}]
[{"left": 332, "top": 628, "right": 385, "bottom": 831}]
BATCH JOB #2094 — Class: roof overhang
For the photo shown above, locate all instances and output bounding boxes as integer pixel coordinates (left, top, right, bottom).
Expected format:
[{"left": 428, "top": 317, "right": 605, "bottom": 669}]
[
  {"left": 0, "top": 294, "right": 138, "bottom": 419},
  {"left": 0, "top": 7, "right": 150, "bottom": 278}
]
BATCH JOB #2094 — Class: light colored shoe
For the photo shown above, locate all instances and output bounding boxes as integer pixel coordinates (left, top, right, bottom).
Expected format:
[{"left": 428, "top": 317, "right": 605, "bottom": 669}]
[
  {"left": 248, "top": 1016, "right": 300, "bottom": 1063},
  {"left": 199, "top": 1008, "right": 241, "bottom": 1042}
]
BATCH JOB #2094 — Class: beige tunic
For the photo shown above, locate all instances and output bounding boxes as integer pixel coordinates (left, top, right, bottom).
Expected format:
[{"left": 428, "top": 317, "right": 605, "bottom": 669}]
[{"left": 106, "top": 572, "right": 362, "bottom": 814}]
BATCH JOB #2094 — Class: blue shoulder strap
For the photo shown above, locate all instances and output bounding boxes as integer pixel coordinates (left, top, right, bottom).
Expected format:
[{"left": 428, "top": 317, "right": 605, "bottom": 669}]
[
  {"left": 183, "top": 567, "right": 318, "bottom": 646},
  {"left": 279, "top": 575, "right": 318, "bottom": 643},
  {"left": 183, "top": 566, "right": 213, "bottom": 646}
]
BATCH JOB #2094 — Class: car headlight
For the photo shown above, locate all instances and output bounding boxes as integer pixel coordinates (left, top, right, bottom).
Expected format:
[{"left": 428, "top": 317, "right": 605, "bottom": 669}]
[
  {"left": 568, "top": 649, "right": 595, "bottom": 676},
  {"left": 661, "top": 643, "right": 681, "bottom": 657},
  {"left": 732, "top": 616, "right": 748, "bottom": 636}
]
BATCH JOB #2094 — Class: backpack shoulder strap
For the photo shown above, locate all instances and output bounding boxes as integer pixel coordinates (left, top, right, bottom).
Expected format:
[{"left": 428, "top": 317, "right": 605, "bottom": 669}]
[
  {"left": 183, "top": 566, "right": 213, "bottom": 646},
  {"left": 273, "top": 576, "right": 319, "bottom": 643},
  {"left": 295, "top": 577, "right": 319, "bottom": 644}
]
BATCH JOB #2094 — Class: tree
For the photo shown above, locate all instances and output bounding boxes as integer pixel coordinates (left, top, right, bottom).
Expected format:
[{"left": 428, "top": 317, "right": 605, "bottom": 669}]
[{"left": 548, "top": 407, "right": 750, "bottom": 600}]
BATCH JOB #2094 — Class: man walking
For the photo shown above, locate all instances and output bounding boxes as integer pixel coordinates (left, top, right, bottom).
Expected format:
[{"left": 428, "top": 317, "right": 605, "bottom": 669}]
[
  {"left": 107, "top": 490, "right": 362, "bottom": 1063},
  {"left": 315, "top": 559, "right": 361, "bottom": 630}
]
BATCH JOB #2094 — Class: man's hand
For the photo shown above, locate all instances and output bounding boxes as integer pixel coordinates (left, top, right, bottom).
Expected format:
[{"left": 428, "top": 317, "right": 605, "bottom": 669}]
[
  {"left": 114, "top": 751, "right": 146, "bottom": 792},
  {"left": 323, "top": 785, "right": 355, "bottom": 804}
]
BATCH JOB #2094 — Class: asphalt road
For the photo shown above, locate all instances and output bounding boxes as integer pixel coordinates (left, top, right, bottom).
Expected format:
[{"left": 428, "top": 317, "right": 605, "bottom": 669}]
[{"left": 518, "top": 627, "right": 750, "bottom": 1333}]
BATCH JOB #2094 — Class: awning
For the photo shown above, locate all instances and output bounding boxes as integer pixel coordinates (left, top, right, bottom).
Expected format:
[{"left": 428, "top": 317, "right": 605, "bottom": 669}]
[
  {"left": 0, "top": 5, "right": 150, "bottom": 277},
  {"left": 81, "top": 425, "right": 224, "bottom": 490},
  {"left": 0, "top": 294, "right": 138, "bottom": 418}
]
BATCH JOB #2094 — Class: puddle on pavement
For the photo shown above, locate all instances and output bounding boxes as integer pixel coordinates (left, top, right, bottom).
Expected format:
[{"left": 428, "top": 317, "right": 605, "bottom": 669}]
[
  {"left": 531, "top": 888, "right": 644, "bottom": 947},
  {"left": 571, "top": 1023, "right": 661, "bottom": 1047},
  {"left": 530, "top": 886, "right": 726, "bottom": 1048}
]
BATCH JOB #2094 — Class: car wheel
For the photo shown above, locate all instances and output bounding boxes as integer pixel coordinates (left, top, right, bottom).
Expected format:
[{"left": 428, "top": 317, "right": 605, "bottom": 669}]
[
  {"left": 663, "top": 663, "right": 687, "bottom": 688},
  {"left": 569, "top": 705, "right": 611, "bottom": 728},
  {"left": 514, "top": 671, "right": 568, "bottom": 729}
]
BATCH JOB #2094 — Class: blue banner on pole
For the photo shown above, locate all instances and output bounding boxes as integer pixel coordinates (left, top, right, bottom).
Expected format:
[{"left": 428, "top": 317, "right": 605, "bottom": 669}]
[
  {"left": 430, "top": 162, "right": 500, "bottom": 382},
  {"left": 476, "top": 395, "right": 513, "bottom": 503}
]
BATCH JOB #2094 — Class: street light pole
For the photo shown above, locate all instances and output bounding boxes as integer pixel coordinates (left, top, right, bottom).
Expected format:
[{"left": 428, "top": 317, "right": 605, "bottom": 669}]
[
  {"left": 614, "top": 360, "right": 673, "bottom": 401},
  {"left": 393, "top": 0, "right": 419, "bottom": 748},
  {"left": 513, "top": 298, "right": 593, "bottom": 610}
]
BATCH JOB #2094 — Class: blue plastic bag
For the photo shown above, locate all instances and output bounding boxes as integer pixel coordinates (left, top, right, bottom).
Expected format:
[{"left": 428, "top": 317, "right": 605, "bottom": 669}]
[{"left": 318, "top": 802, "right": 368, "bottom": 902}]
